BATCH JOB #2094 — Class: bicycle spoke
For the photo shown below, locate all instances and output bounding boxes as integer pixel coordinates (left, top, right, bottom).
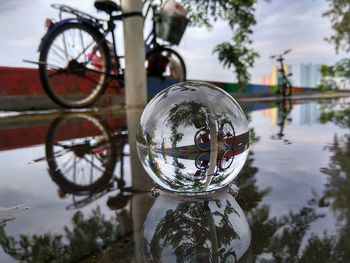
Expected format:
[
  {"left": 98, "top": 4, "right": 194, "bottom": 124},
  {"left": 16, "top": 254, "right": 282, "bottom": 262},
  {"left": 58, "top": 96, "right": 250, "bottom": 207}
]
[
  {"left": 47, "top": 69, "right": 69, "bottom": 77},
  {"left": 74, "top": 38, "right": 99, "bottom": 62},
  {"left": 61, "top": 31, "right": 70, "bottom": 61},
  {"left": 79, "top": 29, "right": 87, "bottom": 63},
  {"left": 60, "top": 152, "right": 75, "bottom": 171},
  {"left": 93, "top": 153, "right": 105, "bottom": 164},
  {"left": 83, "top": 73, "right": 103, "bottom": 85},
  {"left": 81, "top": 155, "right": 106, "bottom": 174},
  {"left": 73, "top": 155, "right": 77, "bottom": 183},
  {"left": 50, "top": 43, "right": 69, "bottom": 64},
  {"left": 90, "top": 154, "right": 94, "bottom": 183},
  {"left": 84, "top": 66, "right": 108, "bottom": 75},
  {"left": 52, "top": 148, "right": 71, "bottom": 158}
]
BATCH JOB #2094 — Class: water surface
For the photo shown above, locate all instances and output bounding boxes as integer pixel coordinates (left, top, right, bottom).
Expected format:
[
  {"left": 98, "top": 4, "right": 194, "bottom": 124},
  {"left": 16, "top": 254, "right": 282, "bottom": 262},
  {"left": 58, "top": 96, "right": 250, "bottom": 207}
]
[{"left": 0, "top": 97, "right": 349, "bottom": 262}]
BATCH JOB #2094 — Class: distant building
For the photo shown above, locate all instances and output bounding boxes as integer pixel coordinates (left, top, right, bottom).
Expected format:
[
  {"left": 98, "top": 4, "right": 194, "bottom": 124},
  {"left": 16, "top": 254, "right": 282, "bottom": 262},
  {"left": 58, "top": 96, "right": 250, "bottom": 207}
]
[
  {"left": 299, "top": 102, "right": 320, "bottom": 125},
  {"left": 299, "top": 63, "right": 321, "bottom": 88}
]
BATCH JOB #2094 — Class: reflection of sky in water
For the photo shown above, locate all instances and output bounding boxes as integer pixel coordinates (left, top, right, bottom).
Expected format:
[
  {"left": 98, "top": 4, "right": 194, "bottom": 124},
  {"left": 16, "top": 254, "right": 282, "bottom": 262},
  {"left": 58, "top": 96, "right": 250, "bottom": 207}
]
[{"left": 248, "top": 100, "right": 348, "bottom": 243}]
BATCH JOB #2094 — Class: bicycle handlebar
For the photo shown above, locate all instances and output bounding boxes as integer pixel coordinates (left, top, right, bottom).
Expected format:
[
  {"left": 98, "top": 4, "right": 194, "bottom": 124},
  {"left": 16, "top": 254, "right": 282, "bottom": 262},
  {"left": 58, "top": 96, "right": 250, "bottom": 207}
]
[{"left": 270, "top": 49, "right": 292, "bottom": 60}]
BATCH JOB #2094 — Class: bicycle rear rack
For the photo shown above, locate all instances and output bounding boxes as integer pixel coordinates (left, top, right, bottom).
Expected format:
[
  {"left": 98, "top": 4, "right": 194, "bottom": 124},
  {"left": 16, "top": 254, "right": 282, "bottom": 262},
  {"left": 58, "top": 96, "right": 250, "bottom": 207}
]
[{"left": 51, "top": 4, "right": 107, "bottom": 25}]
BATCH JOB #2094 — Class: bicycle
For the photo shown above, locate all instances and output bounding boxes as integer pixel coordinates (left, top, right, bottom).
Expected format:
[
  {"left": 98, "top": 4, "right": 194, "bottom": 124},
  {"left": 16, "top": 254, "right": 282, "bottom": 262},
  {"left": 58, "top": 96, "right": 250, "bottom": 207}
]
[
  {"left": 194, "top": 118, "right": 236, "bottom": 152},
  {"left": 43, "top": 112, "right": 143, "bottom": 210},
  {"left": 270, "top": 49, "right": 293, "bottom": 97},
  {"left": 193, "top": 120, "right": 250, "bottom": 178},
  {"left": 37, "top": 0, "right": 187, "bottom": 108}
]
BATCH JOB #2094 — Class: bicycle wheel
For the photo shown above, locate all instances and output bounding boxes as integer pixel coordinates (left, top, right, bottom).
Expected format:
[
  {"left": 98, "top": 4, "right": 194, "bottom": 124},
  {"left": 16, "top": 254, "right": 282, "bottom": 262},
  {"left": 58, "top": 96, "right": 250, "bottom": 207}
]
[
  {"left": 146, "top": 46, "right": 186, "bottom": 81},
  {"left": 282, "top": 84, "right": 287, "bottom": 97},
  {"left": 219, "top": 120, "right": 235, "bottom": 147},
  {"left": 39, "top": 22, "right": 111, "bottom": 108},
  {"left": 218, "top": 149, "right": 234, "bottom": 171},
  {"left": 194, "top": 128, "right": 210, "bottom": 151},
  {"left": 195, "top": 152, "right": 210, "bottom": 170},
  {"left": 45, "top": 113, "right": 116, "bottom": 193}
]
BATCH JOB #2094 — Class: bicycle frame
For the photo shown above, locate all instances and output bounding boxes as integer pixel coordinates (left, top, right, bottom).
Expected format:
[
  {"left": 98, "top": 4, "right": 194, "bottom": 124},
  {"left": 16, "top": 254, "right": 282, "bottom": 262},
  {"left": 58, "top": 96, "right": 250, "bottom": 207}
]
[
  {"left": 35, "top": 1, "right": 186, "bottom": 108},
  {"left": 271, "top": 49, "right": 293, "bottom": 96},
  {"left": 277, "top": 58, "right": 291, "bottom": 87}
]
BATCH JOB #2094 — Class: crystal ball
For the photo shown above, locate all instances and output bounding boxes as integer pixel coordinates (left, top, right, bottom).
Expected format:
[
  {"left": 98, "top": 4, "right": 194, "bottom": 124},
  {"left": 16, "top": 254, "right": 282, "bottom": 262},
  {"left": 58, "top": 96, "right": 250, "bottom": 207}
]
[
  {"left": 136, "top": 81, "right": 250, "bottom": 194},
  {"left": 142, "top": 190, "right": 251, "bottom": 262}
]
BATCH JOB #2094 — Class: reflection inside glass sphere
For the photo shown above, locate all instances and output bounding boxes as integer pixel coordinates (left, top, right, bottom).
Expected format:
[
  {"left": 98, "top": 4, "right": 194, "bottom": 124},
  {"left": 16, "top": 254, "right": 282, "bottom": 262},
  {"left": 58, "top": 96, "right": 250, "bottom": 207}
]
[
  {"left": 142, "top": 189, "right": 251, "bottom": 262},
  {"left": 137, "top": 81, "right": 250, "bottom": 193}
]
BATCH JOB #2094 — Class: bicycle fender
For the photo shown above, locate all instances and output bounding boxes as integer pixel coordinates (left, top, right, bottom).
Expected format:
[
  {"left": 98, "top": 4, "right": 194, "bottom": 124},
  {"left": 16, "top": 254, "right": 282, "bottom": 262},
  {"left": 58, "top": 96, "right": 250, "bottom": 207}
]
[{"left": 38, "top": 18, "right": 103, "bottom": 52}]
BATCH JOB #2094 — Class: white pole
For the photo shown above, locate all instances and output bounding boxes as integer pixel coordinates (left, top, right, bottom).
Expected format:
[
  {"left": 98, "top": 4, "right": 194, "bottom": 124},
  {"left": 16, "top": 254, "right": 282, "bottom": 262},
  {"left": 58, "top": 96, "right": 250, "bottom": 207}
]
[{"left": 121, "top": 0, "right": 148, "bottom": 108}]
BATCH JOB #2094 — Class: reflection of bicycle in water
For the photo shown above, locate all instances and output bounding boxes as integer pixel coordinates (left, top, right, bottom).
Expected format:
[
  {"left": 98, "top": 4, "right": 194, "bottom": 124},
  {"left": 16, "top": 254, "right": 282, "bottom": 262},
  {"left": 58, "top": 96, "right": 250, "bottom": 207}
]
[
  {"left": 271, "top": 99, "right": 293, "bottom": 145},
  {"left": 270, "top": 49, "right": 293, "bottom": 97},
  {"left": 35, "top": 0, "right": 187, "bottom": 108},
  {"left": 45, "top": 113, "right": 137, "bottom": 210}
]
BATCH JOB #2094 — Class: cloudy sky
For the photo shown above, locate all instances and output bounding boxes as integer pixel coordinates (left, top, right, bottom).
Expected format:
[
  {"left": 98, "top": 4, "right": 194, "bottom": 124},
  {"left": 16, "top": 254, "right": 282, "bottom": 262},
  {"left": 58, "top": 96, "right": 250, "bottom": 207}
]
[{"left": 0, "top": 0, "right": 347, "bottom": 85}]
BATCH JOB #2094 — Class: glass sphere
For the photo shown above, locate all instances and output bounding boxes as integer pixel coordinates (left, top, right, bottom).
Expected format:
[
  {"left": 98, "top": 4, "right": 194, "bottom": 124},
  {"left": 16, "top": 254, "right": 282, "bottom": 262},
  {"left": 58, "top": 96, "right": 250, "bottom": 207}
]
[
  {"left": 142, "top": 190, "right": 251, "bottom": 262},
  {"left": 137, "top": 81, "right": 250, "bottom": 194}
]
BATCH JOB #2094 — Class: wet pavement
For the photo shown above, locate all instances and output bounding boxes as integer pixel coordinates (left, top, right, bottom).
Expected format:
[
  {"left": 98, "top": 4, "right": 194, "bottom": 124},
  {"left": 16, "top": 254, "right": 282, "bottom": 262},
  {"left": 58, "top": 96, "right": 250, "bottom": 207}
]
[{"left": 0, "top": 96, "right": 350, "bottom": 262}]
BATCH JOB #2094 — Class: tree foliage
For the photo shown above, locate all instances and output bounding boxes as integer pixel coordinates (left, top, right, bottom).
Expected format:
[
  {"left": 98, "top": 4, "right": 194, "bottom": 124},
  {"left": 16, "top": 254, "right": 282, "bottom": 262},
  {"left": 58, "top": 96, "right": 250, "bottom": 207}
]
[
  {"left": 323, "top": 0, "right": 350, "bottom": 53},
  {"left": 318, "top": 58, "right": 350, "bottom": 90},
  {"left": 0, "top": 207, "right": 120, "bottom": 262},
  {"left": 320, "top": 58, "right": 350, "bottom": 78},
  {"left": 181, "top": 0, "right": 259, "bottom": 87}
]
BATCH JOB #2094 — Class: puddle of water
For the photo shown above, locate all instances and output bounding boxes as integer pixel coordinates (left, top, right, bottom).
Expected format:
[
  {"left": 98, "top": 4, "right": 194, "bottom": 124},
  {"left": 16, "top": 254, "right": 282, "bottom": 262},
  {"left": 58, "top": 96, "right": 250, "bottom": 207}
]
[{"left": 0, "top": 97, "right": 349, "bottom": 262}]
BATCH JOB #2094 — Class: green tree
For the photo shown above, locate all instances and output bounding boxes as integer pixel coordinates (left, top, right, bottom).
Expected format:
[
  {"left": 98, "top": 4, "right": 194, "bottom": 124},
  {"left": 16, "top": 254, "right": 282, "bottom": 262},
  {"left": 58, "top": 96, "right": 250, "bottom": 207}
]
[
  {"left": 181, "top": 0, "right": 259, "bottom": 87},
  {"left": 323, "top": 0, "right": 350, "bottom": 53},
  {"left": 320, "top": 59, "right": 350, "bottom": 78},
  {"left": 318, "top": 58, "right": 350, "bottom": 90}
]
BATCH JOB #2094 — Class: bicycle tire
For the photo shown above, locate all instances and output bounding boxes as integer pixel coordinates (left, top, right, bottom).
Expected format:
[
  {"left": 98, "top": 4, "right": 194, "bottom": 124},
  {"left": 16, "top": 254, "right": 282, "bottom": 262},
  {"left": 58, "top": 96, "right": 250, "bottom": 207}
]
[
  {"left": 219, "top": 120, "right": 235, "bottom": 147},
  {"left": 195, "top": 152, "right": 210, "bottom": 170},
  {"left": 45, "top": 113, "right": 116, "bottom": 193},
  {"left": 282, "top": 84, "right": 287, "bottom": 97},
  {"left": 146, "top": 46, "right": 186, "bottom": 81},
  {"left": 39, "top": 22, "right": 111, "bottom": 108},
  {"left": 218, "top": 149, "right": 234, "bottom": 171},
  {"left": 194, "top": 128, "right": 210, "bottom": 152}
]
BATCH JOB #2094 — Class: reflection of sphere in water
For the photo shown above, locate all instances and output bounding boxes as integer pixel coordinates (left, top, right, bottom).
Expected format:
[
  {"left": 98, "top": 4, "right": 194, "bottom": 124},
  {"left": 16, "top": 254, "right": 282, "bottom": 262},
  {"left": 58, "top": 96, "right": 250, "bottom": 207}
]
[
  {"left": 137, "top": 81, "right": 249, "bottom": 194},
  {"left": 142, "top": 191, "right": 251, "bottom": 262}
]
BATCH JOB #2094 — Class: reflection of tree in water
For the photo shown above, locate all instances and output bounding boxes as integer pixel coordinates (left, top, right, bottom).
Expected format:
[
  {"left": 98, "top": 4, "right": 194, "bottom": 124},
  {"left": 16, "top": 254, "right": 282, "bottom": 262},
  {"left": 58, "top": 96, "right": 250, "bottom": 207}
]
[
  {"left": 314, "top": 101, "right": 350, "bottom": 260},
  {"left": 322, "top": 135, "right": 350, "bottom": 222},
  {"left": 263, "top": 132, "right": 350, "bottom": 262},
  {"left": 231, "top": 120, "right": 334, "bottom": 262},
  {"left": 234, "top": 126, "right": 278, "bottom": 261},
  {"left": 148, "top": 200, "right": 240, "bottom": 263},
  {"left": 316, "top": 134, "right": 350, "bottom": 261},
  {"left": 319, "top": 106, "right": 350, "bottom": 129},
  {"left": 0, "top": 207, "right": 123, "bottom": 262}
]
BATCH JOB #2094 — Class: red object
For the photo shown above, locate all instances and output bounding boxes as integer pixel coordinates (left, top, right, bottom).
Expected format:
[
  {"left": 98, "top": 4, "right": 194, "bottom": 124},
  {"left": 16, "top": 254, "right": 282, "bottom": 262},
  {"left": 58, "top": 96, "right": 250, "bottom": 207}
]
[{"left": 0, "top": 66, "right": 123, "bottom": 97}]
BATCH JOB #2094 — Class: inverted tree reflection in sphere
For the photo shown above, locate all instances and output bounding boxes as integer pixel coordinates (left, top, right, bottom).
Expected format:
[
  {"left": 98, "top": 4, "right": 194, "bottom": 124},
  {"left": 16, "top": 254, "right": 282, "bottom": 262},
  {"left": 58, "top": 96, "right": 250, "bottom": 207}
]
[{"left": 137, "top": 81, "right": 250, "bottom": 193}]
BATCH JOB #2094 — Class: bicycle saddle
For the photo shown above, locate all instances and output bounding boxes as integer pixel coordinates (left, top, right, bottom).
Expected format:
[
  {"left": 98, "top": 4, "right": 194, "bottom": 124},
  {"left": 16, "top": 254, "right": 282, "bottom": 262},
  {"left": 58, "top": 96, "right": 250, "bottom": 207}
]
[{"left": 94, "top": 0, "right": 121, "bottom": 13}]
